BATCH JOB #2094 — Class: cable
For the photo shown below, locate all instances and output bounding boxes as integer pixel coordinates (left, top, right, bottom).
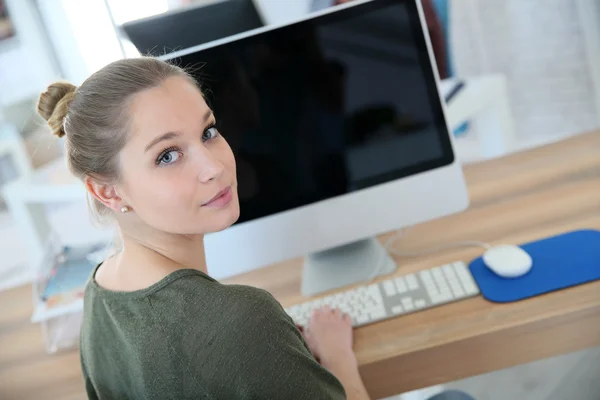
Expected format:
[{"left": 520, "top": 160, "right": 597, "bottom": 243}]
[
  {"left": 385, "top": 234, "right": 491, "bottom": 258},
  {"left": 367, "top": 229, "right": 408, "bottom": 281},
  {"left": 367, "top": 241, "right": 388, "bottom": 281},
  {"left": 368, "top": 229, "right": 492, "bottom": 281}
]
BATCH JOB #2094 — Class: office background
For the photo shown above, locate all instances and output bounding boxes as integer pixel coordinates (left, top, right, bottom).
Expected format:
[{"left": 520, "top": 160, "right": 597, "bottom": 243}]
[{"left": 0, "top": 1, "right": 599, "bottom": 399}]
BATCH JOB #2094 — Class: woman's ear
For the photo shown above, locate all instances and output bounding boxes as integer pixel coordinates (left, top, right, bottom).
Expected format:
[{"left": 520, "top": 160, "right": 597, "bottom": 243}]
[{"left": 84, "top": 176, "right": 123, "bottom": 212}]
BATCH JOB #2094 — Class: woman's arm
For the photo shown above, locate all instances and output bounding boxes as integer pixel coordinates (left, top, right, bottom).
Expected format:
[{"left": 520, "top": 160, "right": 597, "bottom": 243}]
[
  {"left": 323, "top": 354, "right": 370, "bottom": 400},
  {"left": 203, "top": 287, "right": 348, "bottom": 399},
  {"left": 303, "top": 307, "right": 371, "bottom": 400}
]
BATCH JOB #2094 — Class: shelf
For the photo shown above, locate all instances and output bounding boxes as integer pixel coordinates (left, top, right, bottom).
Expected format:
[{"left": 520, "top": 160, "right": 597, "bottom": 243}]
[{"left": 31, "top": 297, "right": 83, "bottom": 324}]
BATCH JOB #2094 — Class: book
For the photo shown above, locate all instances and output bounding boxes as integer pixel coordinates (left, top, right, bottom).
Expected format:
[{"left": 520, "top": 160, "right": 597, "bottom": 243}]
[{"left": 31, "top": 243, "right": 106, "bottom": 323}]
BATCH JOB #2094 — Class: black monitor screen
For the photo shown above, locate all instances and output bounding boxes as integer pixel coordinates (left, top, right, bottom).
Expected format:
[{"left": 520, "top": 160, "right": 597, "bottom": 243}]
[
  {"left": 122, "top": 0, "right": 263, "bottom": 56},
  {"left": 168, "top": 0, "right": 454, "bottom": 224}
]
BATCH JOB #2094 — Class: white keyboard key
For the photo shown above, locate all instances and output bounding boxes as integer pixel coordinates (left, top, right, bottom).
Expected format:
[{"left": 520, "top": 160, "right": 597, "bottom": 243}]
[
  {"left": 424, "top": 279, "right": 437, "bottom": 290},
  {"left": 284, "top": 260, "right": 479, "bottom": 329},
  {"left": 383, "top": 280, "right": 397, "bottom": 297},
  {"left": 406, "top": 274, "right": 419, "bottom": 290},
  {"left": 366, "top": 299, "right": 378, "bottom": 309},
  {"left": 424, "top": 280, "right": 438, "bottom": 293},
  {"left": 440, "top": 289, "right": 453, "bottom": 300},
  {"left": 432, "top": 268, "right": 452, "bottom": 301},
  {"left": 394, "top": 277, "right": 407, "bottom": 293},
  {"left": 357, "top": 292, "right": 369, "bottom": 304},
  {"left": 369, "top": 308, "right": 386, "bottom": 320},
  {"left": 453, "top": 262, "right": 480, "bottom": 295},
  {"left": 420, "top": 270, "right": 433, "bottom": 284},
  {"left": 420, "top": 270, "right": 438, "bottom": 293},
  {"left": 440, "top": 289, "right": 453, "bottom": 301},
  {"left": 368, "top": 285, "right": 384, "bottom": 303},
  {"left": 421, "top": 281, "right": 438, "bottom": 299},
  {"left": 443, "top": 264, "right": 465, "bottom": 297},
  {"left": 432, "top": 267, "right": 448, "bottom": 290},
  {"left": 391, "top": 305, "right": 404, "bottom": 315},
  {"left": 425, "top": 282, "right": 440, "bottom": 296},
  {"left": 367, "top": 283, "right": 378, "bottom": 294}
]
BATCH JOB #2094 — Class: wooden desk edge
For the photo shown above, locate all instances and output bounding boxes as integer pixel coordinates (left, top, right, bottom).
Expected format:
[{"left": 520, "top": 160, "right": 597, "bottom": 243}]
[{"left": 361, "top": 303, "right": 600, "bottom": 398}]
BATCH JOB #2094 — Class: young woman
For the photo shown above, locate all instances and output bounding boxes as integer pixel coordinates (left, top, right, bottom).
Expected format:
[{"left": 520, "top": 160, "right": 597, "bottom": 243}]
[
  {"left": 38, "top": 57, "right": 368, "bottom": 400},
  {"left": 38, "top": 57, "right": 475, "bottom": 400}
]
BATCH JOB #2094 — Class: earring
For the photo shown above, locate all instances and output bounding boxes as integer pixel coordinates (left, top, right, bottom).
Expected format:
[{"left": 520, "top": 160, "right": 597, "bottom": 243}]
[{"left": 120, "top": 206, "right": 131, "bottom": 213}]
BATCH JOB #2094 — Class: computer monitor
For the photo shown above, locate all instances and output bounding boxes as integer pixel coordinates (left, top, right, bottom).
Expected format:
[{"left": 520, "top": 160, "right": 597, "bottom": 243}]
[
  {"left": 121, "top": 0, "right": 264, "bottom": 56},
  {"left": 161, "top": 0, "right": 469, "bottom": 295}
]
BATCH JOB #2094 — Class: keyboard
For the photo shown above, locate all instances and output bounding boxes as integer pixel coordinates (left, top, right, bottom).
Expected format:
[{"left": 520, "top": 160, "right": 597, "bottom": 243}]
[{"left": 285, "top": 261, "right": 480, "bottom": 328}]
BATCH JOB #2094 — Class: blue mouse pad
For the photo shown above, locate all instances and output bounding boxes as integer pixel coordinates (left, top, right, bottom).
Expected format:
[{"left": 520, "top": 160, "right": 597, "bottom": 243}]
[{"left": 469, "top": 229, "right": 600, "bottom": 303}]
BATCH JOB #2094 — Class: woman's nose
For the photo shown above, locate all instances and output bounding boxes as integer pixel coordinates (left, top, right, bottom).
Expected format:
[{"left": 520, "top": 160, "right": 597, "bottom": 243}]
[{"left": 196, "top": 149, "right": 225, "bottom": 183}]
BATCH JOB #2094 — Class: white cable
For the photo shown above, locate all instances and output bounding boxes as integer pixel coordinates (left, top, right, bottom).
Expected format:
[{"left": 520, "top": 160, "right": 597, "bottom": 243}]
[
  {"left": 367, "top": 242, "right": 387, "bottom": 281},
  {"left": 367, "top": 229, "right": 408, "bottom": 281},
  {"left": 385, "top": 234, "right": 491, "bottom": 258},
  {"left": 368, "top": 229, "right": 492, "bottom": 281}
]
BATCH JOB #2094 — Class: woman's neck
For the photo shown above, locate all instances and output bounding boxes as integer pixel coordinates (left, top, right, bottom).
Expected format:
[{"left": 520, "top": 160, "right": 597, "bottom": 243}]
[
  {"left": 121, "top": 230, "right": 208, "bottom": 273},
  {"left": 95, "top": 229, "right": 208, "bottom": 292}
]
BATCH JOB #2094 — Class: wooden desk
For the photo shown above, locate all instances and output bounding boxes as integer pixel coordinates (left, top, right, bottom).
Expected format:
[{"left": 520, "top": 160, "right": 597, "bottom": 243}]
[
  {"left": 224, "top": 131, "right": 600, "bottom": 399},
  {"left": 1, "top": 131, "right": 598, "bottom": 399}
]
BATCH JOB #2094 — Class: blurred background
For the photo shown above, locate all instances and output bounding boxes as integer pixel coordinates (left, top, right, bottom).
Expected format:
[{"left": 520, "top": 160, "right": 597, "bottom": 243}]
[{"left": 0, "top": 0, "right": 599, "bottom": 399}]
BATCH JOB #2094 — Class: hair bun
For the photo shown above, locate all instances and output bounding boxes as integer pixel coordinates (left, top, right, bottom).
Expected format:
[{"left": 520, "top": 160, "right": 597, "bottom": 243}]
[{"left": 37, "top": 81, "right": 77, "bottom": 138}]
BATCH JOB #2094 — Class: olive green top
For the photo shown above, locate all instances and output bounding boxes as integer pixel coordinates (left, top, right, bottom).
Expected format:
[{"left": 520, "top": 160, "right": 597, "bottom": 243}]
[{"left": 80, "top": 268, "right": 346, "bottom": 399}]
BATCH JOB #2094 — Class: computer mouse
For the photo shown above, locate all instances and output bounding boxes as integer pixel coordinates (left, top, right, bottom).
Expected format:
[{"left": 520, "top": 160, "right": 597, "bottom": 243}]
[{"left": 483, "top": 245, "right": 533, "bottom": 278}]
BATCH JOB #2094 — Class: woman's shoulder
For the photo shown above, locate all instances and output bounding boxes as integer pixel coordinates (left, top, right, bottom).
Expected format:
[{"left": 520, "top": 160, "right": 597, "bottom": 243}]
[
  {"left": 83, "top": 270, "right": 290, "bottom": 343},
  {"left": 133, "top": 271, "right": 288, "bottom": 326},
  {"left": 208, "top": 283, "right": 290, "bottom": 326},
  {"left": 193, "top": 283, "right": 293, "bottom": 336},
  {"left": 220, "top": 284, "right": 281, "bottom": 307},
  {"left": 151, "top": 271, "right": 280, "bottom": 311},
  {"left": 86, "top": 265, "right": 281, "bottom": 310},
  {"left": 85, "top": 268, "right": 217, "bottom": 302}
]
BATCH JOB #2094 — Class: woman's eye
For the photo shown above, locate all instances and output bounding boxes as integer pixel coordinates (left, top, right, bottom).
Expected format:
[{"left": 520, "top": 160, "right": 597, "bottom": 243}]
[
  {"left": 202, "top": 126, "right": 219, "bottom": 142},
  {"left": 158, "top": 150, "right": 181, "bottom": 165}
]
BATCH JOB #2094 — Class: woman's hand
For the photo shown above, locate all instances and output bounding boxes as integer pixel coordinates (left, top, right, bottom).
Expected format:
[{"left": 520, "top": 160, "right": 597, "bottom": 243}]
[{"left": 302, "top": 306, "right": 357, "bottom": 369}]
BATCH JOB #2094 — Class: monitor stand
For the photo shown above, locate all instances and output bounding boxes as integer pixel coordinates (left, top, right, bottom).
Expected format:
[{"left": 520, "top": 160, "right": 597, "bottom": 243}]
[{"left": 301, "top": 238, "right": 397, "bottom": 297}]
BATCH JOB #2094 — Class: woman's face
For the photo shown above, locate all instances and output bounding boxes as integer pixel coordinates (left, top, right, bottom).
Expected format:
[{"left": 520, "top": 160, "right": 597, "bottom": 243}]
[{"left": 117, "top": 76, "right": 239, "bottom": 234}]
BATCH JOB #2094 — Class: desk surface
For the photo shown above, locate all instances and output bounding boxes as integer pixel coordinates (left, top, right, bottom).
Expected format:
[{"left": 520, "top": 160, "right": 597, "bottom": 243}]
[{"left": 223, "top": 130, "right": 600, "bottom": 398}]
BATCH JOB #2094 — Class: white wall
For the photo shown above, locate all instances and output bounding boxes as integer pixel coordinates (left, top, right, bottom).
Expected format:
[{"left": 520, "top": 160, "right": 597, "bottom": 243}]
[
  {"left": 37, "top": 0, "right": 123, "bottom": 85},
  {"left": 0, "top": 0, "right": 59, "bottom": 106},
  {"left": 252, "top": 0, "right": 313, "bottom": 25},
  {"left": 576, "top": 0, "right": 600, "bottom": 123},
  {"left": 35, "top": 0, "right": 86, "bottom": 85},
  {"left": 449, "top": 0, "right": 600, "bottom": 139},
  {"left": 106, "top": 0, "right": 169, "bottom": 25}
]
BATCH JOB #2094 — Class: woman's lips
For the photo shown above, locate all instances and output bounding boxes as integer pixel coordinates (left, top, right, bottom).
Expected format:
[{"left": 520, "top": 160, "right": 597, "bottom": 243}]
[{"left": 202, "top": 187, "right": 233, "bottom": 208}]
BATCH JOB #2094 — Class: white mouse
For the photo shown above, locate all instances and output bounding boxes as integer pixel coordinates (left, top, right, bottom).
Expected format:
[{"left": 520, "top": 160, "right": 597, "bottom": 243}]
[{"left": 483, "top": 245, "right": 533, "bottom": 278}]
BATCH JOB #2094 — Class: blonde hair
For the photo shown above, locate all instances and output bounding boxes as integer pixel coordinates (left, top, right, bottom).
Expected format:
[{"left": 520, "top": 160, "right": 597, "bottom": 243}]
[{"left": 37, "top": 57, "right": 196, "bottom": 223}]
